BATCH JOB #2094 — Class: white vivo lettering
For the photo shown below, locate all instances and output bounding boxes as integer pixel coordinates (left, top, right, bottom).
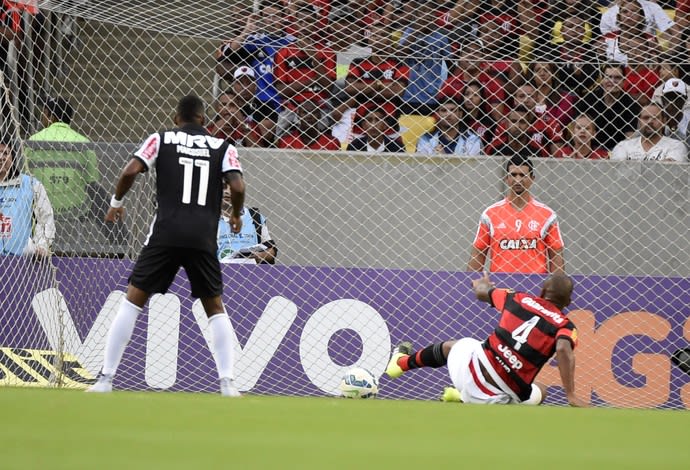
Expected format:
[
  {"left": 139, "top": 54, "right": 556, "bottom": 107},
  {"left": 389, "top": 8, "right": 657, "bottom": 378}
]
[
  {"left": 32, "top": 288, "right": 124, "bottom": 376},
  {"left": 191, "top": 296, "right": 297, "bottom": 391},
  {"left": 299, "top": 299, "right": 391, "bottom": 396},
  {"left": 145, "top": 294, "right": 180, "bottom": 389},
  {"left": 30, "top": 289, "right": 390, "bottom": 394},
  {"left": 521, "top": 296, "right": 565, "bottom": 323},
  {"left": 497, "top": 343, "right": 523, "bottom": 370}
]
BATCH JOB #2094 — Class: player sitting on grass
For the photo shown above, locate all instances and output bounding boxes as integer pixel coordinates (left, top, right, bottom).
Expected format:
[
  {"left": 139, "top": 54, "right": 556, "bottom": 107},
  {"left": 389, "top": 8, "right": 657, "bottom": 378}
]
[{"left": 386, "top": 273, "right": 588, "bottom": 407}]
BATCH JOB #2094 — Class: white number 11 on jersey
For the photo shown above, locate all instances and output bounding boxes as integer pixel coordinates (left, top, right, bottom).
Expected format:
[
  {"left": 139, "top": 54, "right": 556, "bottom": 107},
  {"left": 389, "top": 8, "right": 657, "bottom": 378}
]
[{"left": 179, "top": 157, "right": 210, "bottom": 206}]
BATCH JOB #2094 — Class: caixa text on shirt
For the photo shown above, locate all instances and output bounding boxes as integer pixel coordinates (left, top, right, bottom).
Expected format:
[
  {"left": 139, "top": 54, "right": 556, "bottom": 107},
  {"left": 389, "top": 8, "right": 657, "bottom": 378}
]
[{"left": 499, "top": 238, "right": 538, "bottom": 250}]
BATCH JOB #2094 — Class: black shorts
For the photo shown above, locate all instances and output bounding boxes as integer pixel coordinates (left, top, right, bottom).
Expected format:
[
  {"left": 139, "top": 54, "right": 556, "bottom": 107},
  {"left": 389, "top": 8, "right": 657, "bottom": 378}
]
[{"left": 129, "top": 245, "right": 222, "bottom": 298}]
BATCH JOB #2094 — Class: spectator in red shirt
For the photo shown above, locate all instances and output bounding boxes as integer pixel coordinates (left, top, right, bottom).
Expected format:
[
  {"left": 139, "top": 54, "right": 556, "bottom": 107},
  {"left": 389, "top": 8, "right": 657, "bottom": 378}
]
[
  {"left": 347, "top": 104, "right": 405, "bottom": 153},
  {"left": 488, "top": 82, "right": 563, "bottom": 157},
  {"left": 474, "top": 2, "right": 523, "bottom": 94},
  {"left": 346, "top": 22, "right": 409, "bottom": 116},
  {"left": 554, "top": 114, "right": 609, "bottom": 159},
  {"left": 273, "top": 1, "right": 337, "bottom": 138},
  {"left": 462, "top": 80, "right": 496, "bottom": 145},
  {"left": 437, "top": 38, "right": 507, "bottom": 123},
  {"left": 536, "top": 16, "right": 600, "bottom": 98},
  {"left": 277, "top": 96, "right": 340, "bottom": 150},
  {"left": 522, "top": 60, "right": 578, "bottom": 127},
  {"left": 484, "top": 106, "right": 544, "bottom": 157},
  {"left": 339, "top": 22, "right": 409, "bottom": 129},
  {"left": 274, "top": 2, "right": 336, "bottom": 105}
]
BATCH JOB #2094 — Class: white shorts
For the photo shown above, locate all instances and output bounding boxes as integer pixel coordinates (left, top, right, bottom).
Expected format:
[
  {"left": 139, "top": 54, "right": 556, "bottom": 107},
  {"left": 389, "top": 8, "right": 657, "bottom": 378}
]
[{"left": 446, "top": 338, "right": 542, "bottom": 405}]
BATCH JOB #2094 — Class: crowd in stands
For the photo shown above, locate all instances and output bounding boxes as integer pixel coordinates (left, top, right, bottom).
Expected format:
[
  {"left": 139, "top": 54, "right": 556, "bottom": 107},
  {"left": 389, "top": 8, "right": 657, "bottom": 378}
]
[
  {"left": 2, "top": 0, "right": 690, "bottom": 260},
  {"left": 210, "top": 0, "right": 690, "bottom": 161}
]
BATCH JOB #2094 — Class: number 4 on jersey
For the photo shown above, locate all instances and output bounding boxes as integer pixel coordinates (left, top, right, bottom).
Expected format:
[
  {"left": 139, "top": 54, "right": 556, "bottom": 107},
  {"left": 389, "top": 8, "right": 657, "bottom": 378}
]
[{"left": 511, "top": 316, "right": 539, "bottom": 351}]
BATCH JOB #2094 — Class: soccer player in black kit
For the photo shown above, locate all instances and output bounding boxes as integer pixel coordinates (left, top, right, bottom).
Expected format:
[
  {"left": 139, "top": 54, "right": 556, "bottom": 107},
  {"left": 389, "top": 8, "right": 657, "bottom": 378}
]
[{"left": 88, "top": 95, "right": 245, "bottom": 396}]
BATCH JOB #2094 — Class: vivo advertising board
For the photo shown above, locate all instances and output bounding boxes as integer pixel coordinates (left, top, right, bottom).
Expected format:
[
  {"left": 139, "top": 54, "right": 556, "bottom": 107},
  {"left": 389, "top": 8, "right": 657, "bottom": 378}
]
[{"left": 0, "top": 257, "right": 688, "bottom": 409}]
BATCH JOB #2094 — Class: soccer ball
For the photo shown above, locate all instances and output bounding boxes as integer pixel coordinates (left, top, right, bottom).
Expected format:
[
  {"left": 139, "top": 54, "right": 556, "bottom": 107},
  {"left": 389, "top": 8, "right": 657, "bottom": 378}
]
[{"left": 339, "top": 367, "right": 379, "bottom": 399}]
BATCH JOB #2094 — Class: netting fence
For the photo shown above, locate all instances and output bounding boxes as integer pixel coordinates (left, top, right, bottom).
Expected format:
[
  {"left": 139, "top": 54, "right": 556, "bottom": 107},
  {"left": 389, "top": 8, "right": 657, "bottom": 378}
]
[{"left": 0, "top": 0, "right": 688, "bottom": 408}]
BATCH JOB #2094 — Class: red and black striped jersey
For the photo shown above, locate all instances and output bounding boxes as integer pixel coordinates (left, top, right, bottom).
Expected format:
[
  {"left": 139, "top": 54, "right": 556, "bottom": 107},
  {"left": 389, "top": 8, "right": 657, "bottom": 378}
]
[{"left": 483, "top": 288, "right": 578, "bottom": 401}]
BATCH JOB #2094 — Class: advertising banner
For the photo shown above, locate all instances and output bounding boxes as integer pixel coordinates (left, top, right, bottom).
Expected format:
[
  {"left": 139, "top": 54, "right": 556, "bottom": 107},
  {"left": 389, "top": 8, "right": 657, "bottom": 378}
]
[{"left": 0, "top": 257, "right": 688, "bottom": 408}]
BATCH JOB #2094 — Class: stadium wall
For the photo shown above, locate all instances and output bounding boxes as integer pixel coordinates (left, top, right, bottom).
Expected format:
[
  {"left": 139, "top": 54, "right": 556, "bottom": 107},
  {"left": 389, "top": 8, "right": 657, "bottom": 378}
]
[{"left": 88, "top": 146, "right": 689, "bottom": 277}]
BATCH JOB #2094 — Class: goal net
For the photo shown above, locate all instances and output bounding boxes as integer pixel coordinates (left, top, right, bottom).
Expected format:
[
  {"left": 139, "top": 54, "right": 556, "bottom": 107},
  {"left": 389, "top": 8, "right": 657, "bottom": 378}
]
[{"left": 0, "top": 0, "right": 688, "bottom": 409}]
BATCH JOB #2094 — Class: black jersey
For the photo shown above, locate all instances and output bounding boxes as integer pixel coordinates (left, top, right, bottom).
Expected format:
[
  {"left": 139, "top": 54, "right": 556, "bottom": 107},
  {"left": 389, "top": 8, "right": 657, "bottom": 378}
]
[{"left": 133, "top": 124, "right": 242, "bottom": 253}]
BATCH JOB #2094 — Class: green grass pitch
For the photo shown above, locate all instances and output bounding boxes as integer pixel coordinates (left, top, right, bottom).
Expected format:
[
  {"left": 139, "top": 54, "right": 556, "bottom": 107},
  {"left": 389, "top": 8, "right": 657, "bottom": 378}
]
[{"left": 2, "top": 387, "right": 689, "bottom": 469}]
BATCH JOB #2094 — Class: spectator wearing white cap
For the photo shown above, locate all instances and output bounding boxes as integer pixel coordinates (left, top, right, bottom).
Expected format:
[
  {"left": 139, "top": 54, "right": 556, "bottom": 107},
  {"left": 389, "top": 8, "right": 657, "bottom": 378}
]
[
  {"left": 230, "top": 66, "right": 258, "bottom": 112},
  {"left": 228, "top": 66, "right": 276, "bottom": 147},
  {"left": 215, "top": 0, "right": 294, "bottom": 145},
  {"left": 658, "top": 79, "right": 690, "bottom": 150},
  {"left": 611, "top": 103, "right": 687, "bottom": 162},
  {"left": 651, "top": 56, "right": 690, "bottom": 110}
]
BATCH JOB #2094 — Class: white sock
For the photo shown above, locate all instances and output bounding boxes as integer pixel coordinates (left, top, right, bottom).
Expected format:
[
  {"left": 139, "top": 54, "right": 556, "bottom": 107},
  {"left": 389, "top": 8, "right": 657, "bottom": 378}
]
[
  {"left": 521, "top": 384, "right": 544, "bottom": 406},
  {"left": 208, "top": 313, "right": 235, "bottom": 380},
  {"left": 101, "top": 299, "right": 142, "bottom": 376}
]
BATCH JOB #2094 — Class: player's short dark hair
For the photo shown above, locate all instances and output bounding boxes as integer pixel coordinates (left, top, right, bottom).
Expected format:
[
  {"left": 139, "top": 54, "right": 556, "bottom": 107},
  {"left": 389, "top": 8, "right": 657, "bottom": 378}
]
[
  {"left": 505, "top": 153, "right": 534, "bottom": 176},
  {"left": 44, "top": 97, "right": 74, "bottom": 124},
  {"left": 176, "top": 95, "right": 205, "bottom": 123},
  {"left": 542, "top": 274, "right": 574, "bottom": 310}
]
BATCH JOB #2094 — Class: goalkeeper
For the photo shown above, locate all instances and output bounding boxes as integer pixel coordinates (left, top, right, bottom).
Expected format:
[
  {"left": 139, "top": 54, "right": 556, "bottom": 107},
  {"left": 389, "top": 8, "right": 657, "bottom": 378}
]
[{"left": 386, "top": 273, "right": 588, "bottom": 407}]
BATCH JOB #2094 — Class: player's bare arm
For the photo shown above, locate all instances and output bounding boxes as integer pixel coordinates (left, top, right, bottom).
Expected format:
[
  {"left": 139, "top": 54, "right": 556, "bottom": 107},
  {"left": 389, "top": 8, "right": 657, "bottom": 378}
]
[
  {"left": 105, "top": 158, "right": 146, "bottom": 223},
  {"left": 555, "top": 337, "right": 588, "bottom": 407},
  {"left": 549, "top": 247, "right": 566, "bottom": 274},
  {"left": 224, "top": 170, "right": 245, "bottom": 233},
  {"left": 472, "top": 272, "right": 494, "bottom": 302},
  {"left": 467, "top": 246, "right": 487, "bottom": 272}
]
